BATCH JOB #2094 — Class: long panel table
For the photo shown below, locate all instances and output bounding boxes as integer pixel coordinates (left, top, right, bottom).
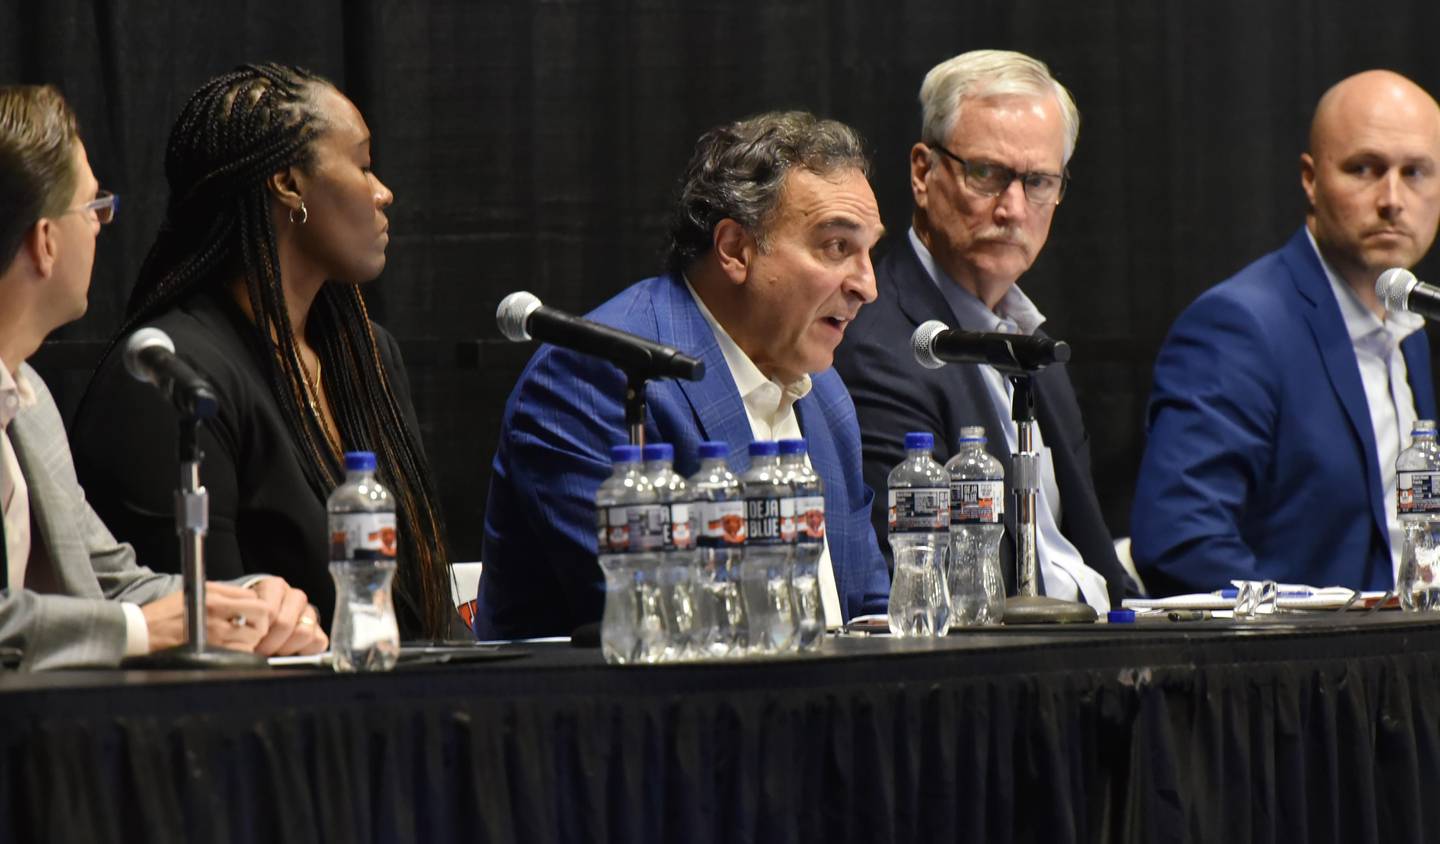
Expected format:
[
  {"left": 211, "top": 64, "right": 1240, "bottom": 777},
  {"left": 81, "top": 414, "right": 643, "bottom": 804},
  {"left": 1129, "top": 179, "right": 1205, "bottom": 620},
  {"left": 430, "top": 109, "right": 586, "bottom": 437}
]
[{"left": 2, "top": 616, "right": 1439, "bottom": 843}]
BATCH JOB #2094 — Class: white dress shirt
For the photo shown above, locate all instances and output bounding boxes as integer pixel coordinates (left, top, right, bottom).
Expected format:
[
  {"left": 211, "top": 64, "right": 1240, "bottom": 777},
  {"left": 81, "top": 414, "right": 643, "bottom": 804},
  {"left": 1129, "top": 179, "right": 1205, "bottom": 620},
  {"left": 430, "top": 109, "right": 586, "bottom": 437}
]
[
  {"left": 1308, "top": 230, "right": 1424, "bottom": 581},
  {"left": 1, "top": 359, "right": 34, "bottom": 588},
  {"left": 683, "top": 279, "right": 846, "bottom": 627},
  {"left": 909, "top": 229, "right": 1112, "bottom": 611}
]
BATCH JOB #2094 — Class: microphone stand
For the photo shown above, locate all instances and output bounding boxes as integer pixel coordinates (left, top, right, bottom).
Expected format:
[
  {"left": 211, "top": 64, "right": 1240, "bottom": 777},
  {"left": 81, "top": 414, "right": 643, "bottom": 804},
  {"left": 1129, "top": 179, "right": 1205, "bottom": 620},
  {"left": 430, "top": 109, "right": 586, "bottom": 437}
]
[
  {"left": 124, "top": 410, "right": 266, "bottom": 668},
  {"left": 624, "top": 372, "right": 648, "bottom": 447},
  {"left": 999, "top": 373, "right": 1097, "bottom": 625}
]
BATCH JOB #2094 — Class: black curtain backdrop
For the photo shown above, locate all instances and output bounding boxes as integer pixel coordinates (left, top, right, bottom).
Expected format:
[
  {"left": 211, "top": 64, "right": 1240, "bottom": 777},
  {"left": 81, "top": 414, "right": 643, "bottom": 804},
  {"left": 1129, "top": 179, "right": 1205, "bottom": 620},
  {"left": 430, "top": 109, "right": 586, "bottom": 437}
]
[{"left": 5, "top": 0, "right": 1440, "bottom": 563}]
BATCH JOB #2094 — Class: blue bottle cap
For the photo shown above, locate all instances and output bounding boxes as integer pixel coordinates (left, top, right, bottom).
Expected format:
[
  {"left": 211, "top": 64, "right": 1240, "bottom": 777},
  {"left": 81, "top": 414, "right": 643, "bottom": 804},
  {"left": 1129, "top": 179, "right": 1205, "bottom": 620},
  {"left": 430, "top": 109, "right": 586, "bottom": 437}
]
[
  {"left": 344, "top": 451, "right": 377, "bottom": 471},
  {"left": 778, "top": 438, "right": 808, "bottom": 455},
  {"left": 957, "top": 425, "right": 988, "bottom": 445},
  {"left": 642, "top": 442, "right": 674, "bottom": 462},
  {"left": 748, "top": 440, "right": 779, "bottom": 457},
  {"left": 904, "top": 432, "right": 934, "bottom": 451},
  {"left": 1107, "top": 609, "right": 1136, "bottom": 624},
  {"left": 698, "top": 440, "right": 729, "bottom": 459},
  {"left": 609, "top": 444, "right": 643, "bottom": 463}
]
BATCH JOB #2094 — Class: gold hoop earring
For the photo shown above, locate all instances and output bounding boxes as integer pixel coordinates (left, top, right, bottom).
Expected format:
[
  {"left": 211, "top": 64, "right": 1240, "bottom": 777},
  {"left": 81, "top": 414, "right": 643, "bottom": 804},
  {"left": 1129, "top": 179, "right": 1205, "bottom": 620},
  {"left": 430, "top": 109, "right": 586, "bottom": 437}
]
[{"left": 289, "top": 201, "right": 308, "bottom": 225}]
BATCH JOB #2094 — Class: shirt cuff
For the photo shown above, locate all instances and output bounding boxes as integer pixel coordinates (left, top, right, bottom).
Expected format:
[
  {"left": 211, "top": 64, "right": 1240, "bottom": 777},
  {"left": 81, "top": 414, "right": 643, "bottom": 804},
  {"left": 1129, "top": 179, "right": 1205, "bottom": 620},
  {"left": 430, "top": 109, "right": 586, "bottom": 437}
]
[{"left": 121, "top": 602, "right": 150, "bottom": 657}]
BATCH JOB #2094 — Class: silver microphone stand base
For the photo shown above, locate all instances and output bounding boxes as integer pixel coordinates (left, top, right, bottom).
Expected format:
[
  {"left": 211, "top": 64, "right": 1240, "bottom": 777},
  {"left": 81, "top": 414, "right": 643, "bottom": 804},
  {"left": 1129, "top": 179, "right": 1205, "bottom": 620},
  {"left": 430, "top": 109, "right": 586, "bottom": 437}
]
[
  {"left": 1003, "top": 595, "right": 1098, "bottom": 625},
  {"left": 122, "top": 645, "right": 268, "bottom": 670}
]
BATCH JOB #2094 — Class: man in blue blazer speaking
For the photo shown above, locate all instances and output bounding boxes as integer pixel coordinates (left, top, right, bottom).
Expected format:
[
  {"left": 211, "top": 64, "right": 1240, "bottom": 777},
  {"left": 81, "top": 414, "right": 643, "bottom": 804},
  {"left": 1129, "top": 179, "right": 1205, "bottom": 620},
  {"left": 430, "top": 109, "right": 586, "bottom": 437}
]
[
  {"left": 477, "top": 112, "right": 891, "bottom": 639},
  {"left": 1133, "top": 70, "right": 1440, "bottom": 595}
]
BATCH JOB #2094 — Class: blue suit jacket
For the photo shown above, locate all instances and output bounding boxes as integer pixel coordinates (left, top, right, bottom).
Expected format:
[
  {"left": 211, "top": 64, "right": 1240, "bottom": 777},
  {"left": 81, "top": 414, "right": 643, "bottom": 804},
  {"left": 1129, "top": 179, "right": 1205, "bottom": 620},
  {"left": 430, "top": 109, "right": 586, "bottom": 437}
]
[
  {"left": 476, "top": 273, "right": 891, "bottom": 638},
  {"left": 1132, "top": 228, "right": 1437, "bottom": 595}
]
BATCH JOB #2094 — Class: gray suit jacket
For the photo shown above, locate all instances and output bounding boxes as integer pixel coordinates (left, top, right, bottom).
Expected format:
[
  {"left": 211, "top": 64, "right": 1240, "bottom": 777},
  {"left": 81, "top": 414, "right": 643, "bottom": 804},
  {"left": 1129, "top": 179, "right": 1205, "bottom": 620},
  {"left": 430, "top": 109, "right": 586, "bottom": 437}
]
[{"left": 0, "top": 364, "right": 178, "bottom": 670}]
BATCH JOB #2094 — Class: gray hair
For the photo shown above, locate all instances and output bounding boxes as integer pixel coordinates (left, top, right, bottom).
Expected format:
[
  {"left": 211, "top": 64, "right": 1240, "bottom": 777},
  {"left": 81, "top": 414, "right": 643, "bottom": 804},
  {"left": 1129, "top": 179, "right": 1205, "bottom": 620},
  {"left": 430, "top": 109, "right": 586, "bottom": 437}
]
[
  {"left": 918, "top": 49, "right": 1080, "bottom": 165},
  {"left": 666, "top": 110, "right": 870, "bottom": 276}
]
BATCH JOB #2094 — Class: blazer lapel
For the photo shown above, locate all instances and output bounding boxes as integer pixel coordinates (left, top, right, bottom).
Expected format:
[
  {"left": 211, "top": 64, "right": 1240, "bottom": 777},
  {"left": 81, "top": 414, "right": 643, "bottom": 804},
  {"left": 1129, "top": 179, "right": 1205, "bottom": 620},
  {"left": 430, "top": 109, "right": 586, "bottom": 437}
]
[
  {"left": 1282, "top": 229, "right": 1389, "bottom": 542},
  {"left": 794, "top": 386, "right": 856, "bottom": 606},
  {"left": 887, "top": 241, "right": 1013, "bottom": 460},
  {"left": 649, "top": 274, "right": 756, "bottom": 470},
  {"left": 885, "top": 240, "right": 1019, "bottom": 588},
  {"left": 1402, "top": 330, "right": 1437, "bottom": 419},
  {"left": 7, "top": 414, "right": 93, "bottom": 598}
]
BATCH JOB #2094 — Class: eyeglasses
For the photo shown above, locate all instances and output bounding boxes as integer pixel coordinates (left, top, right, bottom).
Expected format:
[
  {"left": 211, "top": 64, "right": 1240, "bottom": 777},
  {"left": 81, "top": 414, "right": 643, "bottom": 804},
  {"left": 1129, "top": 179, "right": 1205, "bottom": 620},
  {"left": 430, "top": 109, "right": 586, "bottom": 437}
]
[
  {"left": 67, "top": 190, "right": 119, "bottom": 225},
  {"left": 928, "top": 144, "right": 1069, "bottom": 205}
]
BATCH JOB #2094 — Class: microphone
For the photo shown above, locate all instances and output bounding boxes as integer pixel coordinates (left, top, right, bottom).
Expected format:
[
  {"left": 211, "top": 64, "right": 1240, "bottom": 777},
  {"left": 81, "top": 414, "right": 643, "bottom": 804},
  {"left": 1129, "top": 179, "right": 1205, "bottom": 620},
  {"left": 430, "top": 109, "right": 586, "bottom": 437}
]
[
  {"left": 911, "top": 319, "right": 1071, "bottom": 374},
  {"left": 124, "top": 328, "right": 220, "bottom": 419},
  {"left": 497, "top": 291, "right": 705, "bottom": 381},
  {"left": 1376, "top": 267, "right": 1440, "bottom": 320}
]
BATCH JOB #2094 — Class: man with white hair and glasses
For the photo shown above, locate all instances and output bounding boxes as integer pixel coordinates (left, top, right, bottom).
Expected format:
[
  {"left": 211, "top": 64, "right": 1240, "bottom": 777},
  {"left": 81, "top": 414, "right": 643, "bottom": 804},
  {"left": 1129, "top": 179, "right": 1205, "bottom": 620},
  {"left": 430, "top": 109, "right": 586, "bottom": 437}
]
[{"left": 834, "top": 49, "right": 1132, "bottom": 610}]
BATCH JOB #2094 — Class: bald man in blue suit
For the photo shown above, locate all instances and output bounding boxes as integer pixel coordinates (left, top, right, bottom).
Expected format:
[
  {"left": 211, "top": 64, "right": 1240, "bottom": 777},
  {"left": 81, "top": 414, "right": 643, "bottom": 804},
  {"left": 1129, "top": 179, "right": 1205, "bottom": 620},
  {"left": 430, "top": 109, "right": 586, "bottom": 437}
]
[{"left": 1134, "top": 70, "right": 1440, "bottom": 595}]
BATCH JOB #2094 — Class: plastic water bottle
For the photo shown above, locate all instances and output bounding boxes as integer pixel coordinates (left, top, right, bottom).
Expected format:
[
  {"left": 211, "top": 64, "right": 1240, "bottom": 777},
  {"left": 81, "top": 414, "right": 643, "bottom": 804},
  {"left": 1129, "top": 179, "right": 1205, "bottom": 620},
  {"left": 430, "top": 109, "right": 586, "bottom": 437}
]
[
  {"left": 645, "top": 443, "right": 699, "bottom": 659},
  {"left": 740, "top": 440, "right": 798, "bottom": 653},
  {"left": 595, "top": 444, "right": 666, "bottom": 664},
  {"left": 689, "top": 441, "right": 747, "bottom": 657},
  {"left": 946, "top": 426, "right": 1007, "bottom": 626},
  {"left": 327, "top": 451, "right": 401, "bottom": 672},
  {"left": 886, "top": 432, "right": 952, "bottom": 637},
  {"left": 1397, "top": 419, "right": 1440, "bottom": 611},
  {"left": 779, "top": 438, "right": 825, "bottom": 651}
]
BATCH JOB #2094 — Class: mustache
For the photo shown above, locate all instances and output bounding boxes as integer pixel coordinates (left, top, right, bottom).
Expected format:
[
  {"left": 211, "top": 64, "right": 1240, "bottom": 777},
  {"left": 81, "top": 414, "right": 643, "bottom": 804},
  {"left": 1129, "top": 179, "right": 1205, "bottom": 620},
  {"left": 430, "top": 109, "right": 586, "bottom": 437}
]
[{"left": 975, "top": 226, "right": 1026, "bottom": 245}]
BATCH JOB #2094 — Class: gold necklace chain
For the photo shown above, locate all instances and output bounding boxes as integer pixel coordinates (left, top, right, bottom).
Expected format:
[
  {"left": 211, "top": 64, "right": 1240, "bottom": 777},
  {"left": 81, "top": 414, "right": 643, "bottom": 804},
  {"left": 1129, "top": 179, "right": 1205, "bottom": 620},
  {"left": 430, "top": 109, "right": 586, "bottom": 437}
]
[{"left": 296, "top": 351, "right": 343, "bottom": 458}]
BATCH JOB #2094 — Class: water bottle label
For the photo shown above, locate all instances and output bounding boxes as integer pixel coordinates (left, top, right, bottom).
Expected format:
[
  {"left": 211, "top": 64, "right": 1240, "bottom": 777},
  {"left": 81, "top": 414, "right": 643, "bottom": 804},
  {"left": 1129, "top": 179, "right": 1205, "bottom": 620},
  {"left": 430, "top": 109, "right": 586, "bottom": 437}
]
[
  {"left": 698, "top": 500, "right": 746, "bottom": 547},
  {"left": 888, "top": 488, "right": 950, "bottom": 533},
  {"left": 330, "top": 512, "right": 398, "bottom": 561},
  {"left": 631, "top": 503, "right": 668, "bottom": 551},
  {"left": 793, "top": 495, "right": 826, "bottom": 542},
  {"left": 666, "top": 502, "right": 696, "bottom": 550},
  {"left": 746, "top": 495, "right": 795, "bottom": 545},
  {"left": 605, "top": 505, "right": 632, "bottom": 550},
  {"left": 951, "top": 479, "right": 1004, "bottom": 524},
  {"left": 1399, "top": 471, "right": 1440, "bottom": 514}
]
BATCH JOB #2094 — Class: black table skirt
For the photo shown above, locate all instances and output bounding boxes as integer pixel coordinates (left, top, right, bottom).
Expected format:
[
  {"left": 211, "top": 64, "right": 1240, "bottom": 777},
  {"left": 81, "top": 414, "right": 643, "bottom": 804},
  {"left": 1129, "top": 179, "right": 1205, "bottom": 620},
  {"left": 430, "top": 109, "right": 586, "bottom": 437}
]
[{"left": 2, "top": 617, "right": 1439, "bottom": 843}]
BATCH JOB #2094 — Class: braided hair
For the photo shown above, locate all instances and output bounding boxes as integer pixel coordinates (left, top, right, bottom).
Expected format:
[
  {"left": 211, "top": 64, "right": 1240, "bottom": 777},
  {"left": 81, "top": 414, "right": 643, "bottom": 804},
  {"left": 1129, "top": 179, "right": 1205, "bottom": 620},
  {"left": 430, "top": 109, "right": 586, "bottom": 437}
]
[{"left": 117, "top": 63, "right": 452, "bottom": 638}]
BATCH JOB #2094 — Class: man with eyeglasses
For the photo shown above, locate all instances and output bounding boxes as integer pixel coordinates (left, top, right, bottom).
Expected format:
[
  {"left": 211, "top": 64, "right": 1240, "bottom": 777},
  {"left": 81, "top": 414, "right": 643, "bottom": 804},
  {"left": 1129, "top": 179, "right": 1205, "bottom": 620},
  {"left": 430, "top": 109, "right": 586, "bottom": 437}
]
[
  {"left": 1133, "top": 71, "right": 1440, "bottom": 596},
  {"left": 834, "top": 49, "right": 1132, "bottom": 610},
  {"left": 0, "top": 83, "right": 326, "bottom": 668}
]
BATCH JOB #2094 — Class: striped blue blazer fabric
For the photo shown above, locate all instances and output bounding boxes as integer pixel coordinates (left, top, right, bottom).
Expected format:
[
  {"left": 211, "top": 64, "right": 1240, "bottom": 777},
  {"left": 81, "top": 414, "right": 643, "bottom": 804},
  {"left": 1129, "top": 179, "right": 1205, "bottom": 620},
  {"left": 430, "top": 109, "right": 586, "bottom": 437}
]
[{"left": 476, "top": 273, "right": 890, "bottom": 638}]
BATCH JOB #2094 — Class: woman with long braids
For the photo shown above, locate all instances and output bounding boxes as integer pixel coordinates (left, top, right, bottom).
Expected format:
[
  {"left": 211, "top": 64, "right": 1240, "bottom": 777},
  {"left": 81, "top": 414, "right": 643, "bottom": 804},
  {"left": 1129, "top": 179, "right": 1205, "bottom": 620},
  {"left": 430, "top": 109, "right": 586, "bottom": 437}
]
[{"left": 72, "top": 63, "right": 454, "bottom": 639}]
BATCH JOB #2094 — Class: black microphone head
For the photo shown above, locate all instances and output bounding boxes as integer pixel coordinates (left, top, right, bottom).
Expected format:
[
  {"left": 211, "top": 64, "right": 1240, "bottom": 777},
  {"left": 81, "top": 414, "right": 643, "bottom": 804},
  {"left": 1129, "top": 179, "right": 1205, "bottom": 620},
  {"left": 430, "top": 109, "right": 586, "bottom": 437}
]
[
  {"left": 123, "top": 327, "right": 175, "bottom": 385},
  {"left": 497, "top": 291, "right": 544, "bottom": 342},
  {"left": 1376, "top": 267, "right": 1418, "bottom": 313},
  {"left": 911, "top": 320, "right": 949, "bottom": 369},
  {"left": 1051, "top": 339, "right": 1072, "bottom": 364}
]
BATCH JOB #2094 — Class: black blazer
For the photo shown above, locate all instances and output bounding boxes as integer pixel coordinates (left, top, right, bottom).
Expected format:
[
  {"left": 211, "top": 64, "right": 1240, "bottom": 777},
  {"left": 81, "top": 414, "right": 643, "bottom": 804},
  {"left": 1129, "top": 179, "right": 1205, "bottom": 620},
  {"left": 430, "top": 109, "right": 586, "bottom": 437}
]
[
  {"left": 832, "top": 238, "right": 1132, "bottom": 605},
  {"left": 71, "top": 289, "right": 424, "bottom": 629}
]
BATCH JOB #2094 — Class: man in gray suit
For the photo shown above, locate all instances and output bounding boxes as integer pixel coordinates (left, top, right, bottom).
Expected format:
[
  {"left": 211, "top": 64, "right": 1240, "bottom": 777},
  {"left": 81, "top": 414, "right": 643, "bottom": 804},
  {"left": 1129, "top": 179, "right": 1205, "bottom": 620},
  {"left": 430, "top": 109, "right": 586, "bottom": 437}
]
[{"left": 0, "top": 84, "right": 327, "bottom": 669}]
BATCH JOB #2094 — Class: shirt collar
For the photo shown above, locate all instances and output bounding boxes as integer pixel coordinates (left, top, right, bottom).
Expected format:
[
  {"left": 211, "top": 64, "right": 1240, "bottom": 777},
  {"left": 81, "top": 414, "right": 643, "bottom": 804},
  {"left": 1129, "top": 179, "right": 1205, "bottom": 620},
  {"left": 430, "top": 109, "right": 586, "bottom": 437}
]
[
  {"left": 0, "top": 357, "right": 37, "bottom": 432},
  {"left": 1305, "top": 227, "right": 1423, "bottom": 352},
  {"left": 682, "top": 275, "right": 812, "bottom": 411},
  {"left": 908, "top": 227, "right": 1047, "bottom": 335}
]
